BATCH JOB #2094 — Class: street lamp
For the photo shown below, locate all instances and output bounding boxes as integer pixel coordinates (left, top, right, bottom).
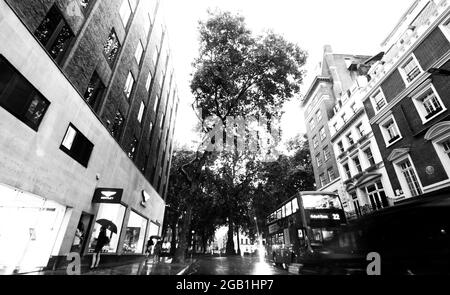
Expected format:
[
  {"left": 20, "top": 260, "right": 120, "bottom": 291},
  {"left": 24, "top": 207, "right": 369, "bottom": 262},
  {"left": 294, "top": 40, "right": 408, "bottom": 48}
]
[
  {"left": 427, "top": 68, "right": 450, "bottom": 76},
  {"left": 191, "top": 230, "right": 195, "bottom": 261}
]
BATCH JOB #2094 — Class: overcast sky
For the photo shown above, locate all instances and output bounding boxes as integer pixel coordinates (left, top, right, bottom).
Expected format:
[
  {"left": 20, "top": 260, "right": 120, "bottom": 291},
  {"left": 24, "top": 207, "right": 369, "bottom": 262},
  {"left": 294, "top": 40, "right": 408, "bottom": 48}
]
[{"left": 161, "top": 0, "right": 413, "bottom": 149}]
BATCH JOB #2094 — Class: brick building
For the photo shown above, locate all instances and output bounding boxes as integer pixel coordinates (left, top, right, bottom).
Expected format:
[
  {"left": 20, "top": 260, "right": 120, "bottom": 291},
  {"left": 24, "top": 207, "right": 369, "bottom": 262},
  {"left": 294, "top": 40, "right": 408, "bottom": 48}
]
[
  {"left": 302, "top": 45, "right": 370, "bottom": 201},
  {"left": 361, "top": 0, "right": 450, "bottom": 202},
  {"left": 0, "top": 0, "right": 179, "bottom": 274}
]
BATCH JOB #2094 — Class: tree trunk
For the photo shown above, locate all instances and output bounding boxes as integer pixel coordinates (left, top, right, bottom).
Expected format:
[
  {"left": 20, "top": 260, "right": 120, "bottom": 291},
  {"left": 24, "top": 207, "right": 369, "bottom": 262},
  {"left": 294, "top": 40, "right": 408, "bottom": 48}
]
[
  {"left": 173, "top": 205, "right": 193, "bottom": 264},
  {"left": 226, "top": 219, "right": 235, "bottom": 255},
  {"left": 236, "top": 226, "right": 241, "bottom": 256}
]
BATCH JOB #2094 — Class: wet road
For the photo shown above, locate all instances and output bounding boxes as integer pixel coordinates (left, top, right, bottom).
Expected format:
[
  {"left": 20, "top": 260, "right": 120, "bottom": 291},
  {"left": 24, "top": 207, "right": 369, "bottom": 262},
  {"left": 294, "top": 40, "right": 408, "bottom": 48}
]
[{"left": 185, "top": 256, "right": 290, "bottom": 275}]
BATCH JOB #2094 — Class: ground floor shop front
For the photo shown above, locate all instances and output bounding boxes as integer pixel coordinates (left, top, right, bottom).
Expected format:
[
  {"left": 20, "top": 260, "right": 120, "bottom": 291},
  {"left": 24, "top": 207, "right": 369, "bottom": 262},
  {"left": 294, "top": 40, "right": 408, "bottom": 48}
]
[{"left": 0, "top": 183, "right": 164, "bottom": 274}]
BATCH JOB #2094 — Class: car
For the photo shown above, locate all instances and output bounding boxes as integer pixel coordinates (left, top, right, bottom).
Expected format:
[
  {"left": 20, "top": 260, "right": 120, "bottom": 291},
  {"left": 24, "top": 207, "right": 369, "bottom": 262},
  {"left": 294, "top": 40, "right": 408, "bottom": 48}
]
[{"left": 299, "top": 189, "right": 450, "bottom": 275}]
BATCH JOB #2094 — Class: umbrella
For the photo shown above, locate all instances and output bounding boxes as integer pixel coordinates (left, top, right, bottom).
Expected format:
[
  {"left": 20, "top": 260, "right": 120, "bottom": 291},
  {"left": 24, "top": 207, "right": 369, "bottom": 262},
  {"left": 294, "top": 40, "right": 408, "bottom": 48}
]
[
  {"left": 150, "top": 235, "right": 161, "bottom": 240},
  {"left": 96, "top": 219, "right": 117, "bottom": 234}
]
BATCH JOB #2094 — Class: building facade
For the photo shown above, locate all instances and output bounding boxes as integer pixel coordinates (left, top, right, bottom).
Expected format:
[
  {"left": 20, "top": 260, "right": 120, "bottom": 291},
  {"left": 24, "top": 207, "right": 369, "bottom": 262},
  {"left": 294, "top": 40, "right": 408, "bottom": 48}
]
[
  {"left": 0, "top": 0, "right": 179, "bottom": 274},
  {"left": 302, "top": 45, "right": 370, "bottom": 202},
  {"left": 361, "top": 0, "right": 450, "bottom": 202}
]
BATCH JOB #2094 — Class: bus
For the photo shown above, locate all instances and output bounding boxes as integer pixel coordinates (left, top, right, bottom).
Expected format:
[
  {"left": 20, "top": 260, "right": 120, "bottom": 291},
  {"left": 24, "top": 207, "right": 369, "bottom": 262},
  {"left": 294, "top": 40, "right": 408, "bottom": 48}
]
[{"left": 265, "top": 191, "right": 347, "bottom": 267}]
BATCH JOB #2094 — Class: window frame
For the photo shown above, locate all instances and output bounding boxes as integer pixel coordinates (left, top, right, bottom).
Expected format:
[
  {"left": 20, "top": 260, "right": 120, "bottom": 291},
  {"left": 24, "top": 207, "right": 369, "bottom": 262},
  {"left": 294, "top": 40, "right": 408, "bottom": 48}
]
[
  {"left": 399, "top": 54, "right": 423, "bottom": 85},
  {"left": 103, "top": 28, "right": 121, "bottom": 67},
  {"left": 137, "top": 101, "right": 146, "bottom": 124},
  {"left": 370, "top": 88, "right": 388, "bottom": 114},
  {"left": 411, "top": 84, "right": 446, "bottom": 124},
  {"left": 379, "top": 115, "right": 403, "bottom": 148},
  {"left": 60, "top": 123, "right": 94, "bottom": 168},
  {"left": 319, "top": 127, "right": 326, "bottom": 141},
  {"left": 134, "top": 40, "right": 144, "bottom": 65},
  {"left": 124, "top": 71, "right": 135, "bottom": 100},
  {"left": 316, "top": 153, "right": 323, "bottom": 167},
  {"left": 392, "top": 154, "right": 423, "bottom": 199}
]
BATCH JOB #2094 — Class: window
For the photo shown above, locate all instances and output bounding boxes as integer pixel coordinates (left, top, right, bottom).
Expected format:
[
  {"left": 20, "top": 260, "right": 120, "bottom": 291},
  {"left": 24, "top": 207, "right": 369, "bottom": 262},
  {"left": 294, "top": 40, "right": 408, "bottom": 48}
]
[
  {"left": 319, "top": 174, "right": 327, "bottom": 187},
  {"left": 135, "top": 41, "right": 144, "bottom": 64},
  {"left": 103, "top": 29, "right": 121, "bottom": 66},
  {"left": 111, "top": 110, "right": 124, "bottom": 140},
  {"left": 356, "top": 123, "right": 365, "bottom": 138},
  {"left": 380, "top": 116, "right": 401, "bottom": 146},
  {"left": 412, "top": 86, "right": 445, "bottom": 122},
  {"left": 371, "top": 89, "right": 387, "bottom": 112},
  {"left": 316, "top": 153, "right": 323, "bottom": 167},
  {"left": 352, "top": 155, "right": 362, "bottom": 173},
  {"left": 337, "top": 141, "right": 344, "bottom": 154},
  {"left": 119, "top": 0, "right": 133, "bottom": 27},
  {"left": 399, "top": 158, "right": 422, "bottom": 197},
  {"left": 341, "top": 113, "right": 348, "bottom": 124},
  {"left": 346, "top": 132, "right": 355, "bottom": 146},
  {"left": 34, "top": 4, "right": 74, "bottom": 65},
  {"left": 0, "top": 56, "right": 50, "bottom": 131},
  {"left": 124, "top": 71, "right": 135, "bottom": 99},
  {"left": 309, "top": 118, "right": 316, "bottom": 131},
  {"left": 316, "top": 110, "right": 323, "bottom": 122},
  {"left": 365, "top": 181, "right": 389, "bottom": 211},
  {"left": 137, "top": 101, "right": 146, "bottom": 124},
  {"left": 320, "top": 127, "right": 326, "bottom": 141},
  {"left": 60, "top": 124, "right": 94, "bottom": 167},
  {"left": 443, "top": 140, "right": 450, "bottom": 159},
  {"left": 364, "top": 148, "right": 376, "bottom": 166},
  {"left": 333, "top": 122, "right": 338, "bottom": 133},
  {"left": 313, "top": 136, "right": 319, "bottom": 149},
  {"left": 84, "top": 71, "right": 105, "bottom": 112},
  {"left": 148, "top": 121, "right": 154, "bottom": 140},
  {"left": 343, "top": 163, "right": 351, "bottom": 179},
  {"left": 324, "top": 146, "right": 331, "bottom": 162},
  {"left": 401, "top": 56, "right": 421, "bottom": 83},
  {"left": 153, "top": 94, "right": 160, "bottom": 112},
  {"left": 128, "top": 137, "right": 138, "bottom": 160},
  {"left": 145, "top": 71, "right": 153, "bottom": 92},
  {"left": 328, "top": 168, "right": 336, "bottom": 181},
  {"left": 351, "top": 103, "right": 357, "bottom": 113}
]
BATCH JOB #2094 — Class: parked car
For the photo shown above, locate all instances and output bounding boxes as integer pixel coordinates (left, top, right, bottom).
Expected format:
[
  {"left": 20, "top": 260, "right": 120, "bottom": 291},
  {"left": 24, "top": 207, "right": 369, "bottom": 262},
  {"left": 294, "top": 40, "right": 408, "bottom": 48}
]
[{"left": 299, "top": 189, "right": 450, "bottom": 275}]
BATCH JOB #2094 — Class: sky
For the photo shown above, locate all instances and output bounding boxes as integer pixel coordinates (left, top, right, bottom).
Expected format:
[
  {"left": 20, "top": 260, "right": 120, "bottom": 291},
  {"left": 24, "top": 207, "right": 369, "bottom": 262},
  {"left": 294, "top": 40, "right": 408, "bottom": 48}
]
[{"left": 160, "top": 0, "right": 414, "bottom": 149}]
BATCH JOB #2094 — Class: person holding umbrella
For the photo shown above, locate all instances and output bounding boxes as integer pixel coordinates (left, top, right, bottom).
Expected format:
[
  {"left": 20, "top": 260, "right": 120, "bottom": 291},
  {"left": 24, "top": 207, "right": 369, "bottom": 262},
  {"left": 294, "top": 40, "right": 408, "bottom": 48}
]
[{"left": 90, "top": 220, "right": 113, "bottom": 269}]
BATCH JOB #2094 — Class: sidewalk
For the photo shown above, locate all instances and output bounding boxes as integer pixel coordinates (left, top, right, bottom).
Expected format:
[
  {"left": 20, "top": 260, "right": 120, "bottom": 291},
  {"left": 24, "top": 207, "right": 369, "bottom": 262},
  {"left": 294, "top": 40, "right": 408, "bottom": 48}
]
[{"left": 26, "top": 257, "right": 195, "bottom": 276}]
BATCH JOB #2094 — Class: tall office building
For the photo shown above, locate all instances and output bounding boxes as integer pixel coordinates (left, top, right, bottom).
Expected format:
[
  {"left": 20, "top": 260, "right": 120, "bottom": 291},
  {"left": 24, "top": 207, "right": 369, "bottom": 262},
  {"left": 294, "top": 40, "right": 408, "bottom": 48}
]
[{"left": 0, "top": 0, "right": 179, "bottom": 274}]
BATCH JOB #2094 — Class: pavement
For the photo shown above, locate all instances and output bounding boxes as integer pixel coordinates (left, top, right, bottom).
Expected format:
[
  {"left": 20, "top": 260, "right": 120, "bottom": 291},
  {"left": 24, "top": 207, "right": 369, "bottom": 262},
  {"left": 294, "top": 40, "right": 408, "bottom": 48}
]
[
  {"left": 26, "top": 256, "right": 194, "bottom": 276},
  {"left": 184, "top": 255, "right": 291, "bottom": 275}
]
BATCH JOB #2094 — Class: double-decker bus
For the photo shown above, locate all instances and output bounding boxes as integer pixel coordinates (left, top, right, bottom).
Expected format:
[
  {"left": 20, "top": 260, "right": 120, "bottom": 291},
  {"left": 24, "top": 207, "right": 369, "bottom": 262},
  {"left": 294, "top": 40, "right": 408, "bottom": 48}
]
[{"left": 265, "top": 191, "right": 347, "bottom": 267}]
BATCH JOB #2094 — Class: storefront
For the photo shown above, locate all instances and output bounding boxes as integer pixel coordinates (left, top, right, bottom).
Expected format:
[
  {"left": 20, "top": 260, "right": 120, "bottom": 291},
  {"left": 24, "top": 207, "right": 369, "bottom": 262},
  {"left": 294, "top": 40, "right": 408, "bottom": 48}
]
[
  {"left": 123, "top": 211, "right": 148, "bottom": 254},
  {"left": 0, "top": 183, "right": 66, "bottom": 274}
]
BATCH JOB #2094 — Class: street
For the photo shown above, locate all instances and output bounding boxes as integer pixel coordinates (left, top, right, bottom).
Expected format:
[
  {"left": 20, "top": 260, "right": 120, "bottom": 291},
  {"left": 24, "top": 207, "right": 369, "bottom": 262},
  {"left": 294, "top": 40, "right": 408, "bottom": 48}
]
[{"left": 184, "top": 256, "right": 290, "bottom": 275}]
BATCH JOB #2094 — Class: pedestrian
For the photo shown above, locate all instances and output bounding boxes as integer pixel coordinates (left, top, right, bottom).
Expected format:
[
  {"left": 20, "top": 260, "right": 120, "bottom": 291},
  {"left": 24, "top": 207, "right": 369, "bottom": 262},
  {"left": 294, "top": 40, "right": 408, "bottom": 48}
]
[
  {"left": 145, "top": 238, "right": 154, "bottom": 258},
  {"left": 71, "top": 222, "right": 84, "bottom": 253},
  {"left": 90, "top": 226, "right": 110, "bottom": 270},
  {"left": 153, "top": 240, "right": 162, "bottom": 263}
]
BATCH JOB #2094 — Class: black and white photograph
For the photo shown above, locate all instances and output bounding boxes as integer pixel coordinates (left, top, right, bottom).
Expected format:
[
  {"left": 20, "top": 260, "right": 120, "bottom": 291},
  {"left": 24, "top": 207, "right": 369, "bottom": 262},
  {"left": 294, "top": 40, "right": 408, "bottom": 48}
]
[{"left": 0, "top": 0, "right": 449, "bottom": 287}]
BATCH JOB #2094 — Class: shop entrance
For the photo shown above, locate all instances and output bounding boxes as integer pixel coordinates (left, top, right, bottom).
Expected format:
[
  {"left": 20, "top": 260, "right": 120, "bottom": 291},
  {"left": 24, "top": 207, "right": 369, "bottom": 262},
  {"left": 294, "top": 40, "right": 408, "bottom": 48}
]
[
  {"left": 0, "top": 184, "right": 66, "bottom": 274},
  {"left": 71, "top": 212, "right": 93, "bottom": 255}
]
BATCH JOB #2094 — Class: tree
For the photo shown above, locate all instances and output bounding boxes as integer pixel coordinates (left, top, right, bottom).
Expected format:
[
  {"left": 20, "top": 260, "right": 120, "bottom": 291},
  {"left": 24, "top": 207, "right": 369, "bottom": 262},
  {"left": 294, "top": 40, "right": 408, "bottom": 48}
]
[{"left": 175, "top": 9, "right": 307, "bottom": 261}]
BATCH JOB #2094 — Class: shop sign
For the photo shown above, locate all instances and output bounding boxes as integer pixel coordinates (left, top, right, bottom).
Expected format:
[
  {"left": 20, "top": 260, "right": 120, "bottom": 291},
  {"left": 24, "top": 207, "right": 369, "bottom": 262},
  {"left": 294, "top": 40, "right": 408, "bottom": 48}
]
[
  {"left": 141, "top": 190, "right": 151, "bottom": 207},
  {"left": 92, "top": 188, "right": 123, "bottom": 204},
  {"left": 268, "top": 223, "right": 280, "bottom": 234}
]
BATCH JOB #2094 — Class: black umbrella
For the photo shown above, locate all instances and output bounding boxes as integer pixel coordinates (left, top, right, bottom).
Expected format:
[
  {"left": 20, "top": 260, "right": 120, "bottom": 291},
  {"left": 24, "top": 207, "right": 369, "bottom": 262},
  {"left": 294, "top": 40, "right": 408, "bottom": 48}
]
[{"left": 96, "top": 219, "right": 117, "bottom": 234}]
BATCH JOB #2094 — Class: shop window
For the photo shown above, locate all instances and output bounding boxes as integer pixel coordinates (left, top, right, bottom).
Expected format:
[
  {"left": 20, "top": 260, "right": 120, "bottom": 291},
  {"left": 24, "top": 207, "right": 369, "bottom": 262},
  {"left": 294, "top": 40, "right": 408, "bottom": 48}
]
[
  {"left": 400, "top": 55, "right": 422, "bottom": 84},
  {"left": 135, "top": 40, "right": 144, "bottom": 65},
  {"left": 364, "top": 147, "right": 376, "bottom": 166},
  {"left": 380, "top": 116, "right": 402, "bottom": 146},
  {"left": 371, "top": 89, "right": 387, "bottom": 113},
  {"left": 324, "top": 146, "right": 331, "bottom": 162},
  {"left": 111, "top": 110, "right": 124, "bottom": 141},
  {"left": 145, "top": 70, "right": 153, "bottom": 92},
  {"left": 443, "top": 140, "right": 450, "bottom": 159},
  {"left": 320, "top": 127, "right": 326, "bottom": 141},
  {"left": 89, "top": 204, "right": 126, "bottom": 253},
  {"left": 124, "top": 71, "right": 135, "bottom": 99},
  {"left": 352, "top": 155, "right": 362, "bottom": 173},
  {"left": 128, "top": 136, "right": 139, "bottom": 160},
  {"left": 123, "top": 211, "right": 148, "bottom": 254},
  {"left": 313, "top": 136, "right": 319, "bottom": 149},
  {"left": 0, "top": 56, "right": 50, "bottom": 131},
  {"left": 60, "top": 124, "right": 94, "bottom": 167},
  {"left": 137, "top": 101, "right": 146, "bottom": 124},
  {"left": 103, "top": 29, "right": 121, "bottom": 66},
  {"left": 34, "top": 4, "right": 74, "bottom": 65},
  {"left": 83, "top": 71, "right": 105, "bottom": 112},
  {"left": 412, "top": 85, "right": 446, "bottom": 123}
]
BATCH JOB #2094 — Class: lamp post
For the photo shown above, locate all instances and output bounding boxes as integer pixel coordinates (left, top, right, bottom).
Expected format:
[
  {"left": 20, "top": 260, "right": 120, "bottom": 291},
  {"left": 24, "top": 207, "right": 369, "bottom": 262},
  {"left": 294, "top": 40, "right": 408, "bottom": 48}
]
[{"left": 191, "top": 230, "right": 195, "bottom": 261}]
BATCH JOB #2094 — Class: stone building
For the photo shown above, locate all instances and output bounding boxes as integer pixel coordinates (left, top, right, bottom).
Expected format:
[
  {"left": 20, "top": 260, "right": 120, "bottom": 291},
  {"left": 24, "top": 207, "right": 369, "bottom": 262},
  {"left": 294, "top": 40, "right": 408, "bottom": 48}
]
[{"left": 0, "top": 0, "right": 179, "bottom": 274}]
